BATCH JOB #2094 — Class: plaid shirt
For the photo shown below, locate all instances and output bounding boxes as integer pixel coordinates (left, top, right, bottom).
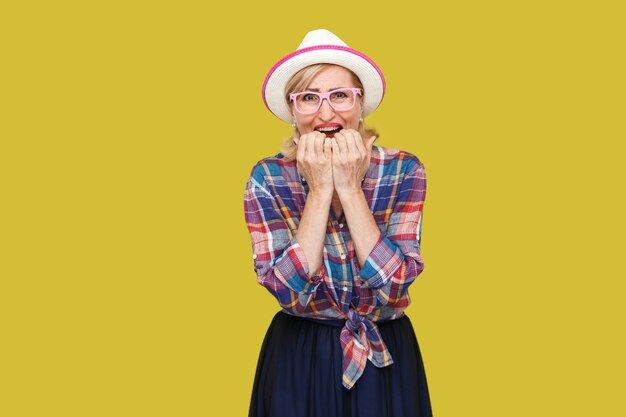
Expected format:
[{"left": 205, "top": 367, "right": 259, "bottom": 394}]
[{"left": 243, "top": 145, "right": 427, "bottom": 389}]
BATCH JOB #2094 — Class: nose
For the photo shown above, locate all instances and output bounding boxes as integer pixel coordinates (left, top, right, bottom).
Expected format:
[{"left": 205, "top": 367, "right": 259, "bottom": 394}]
[{"left": 317, "top": 98, "right": 335, "bottom": 120}]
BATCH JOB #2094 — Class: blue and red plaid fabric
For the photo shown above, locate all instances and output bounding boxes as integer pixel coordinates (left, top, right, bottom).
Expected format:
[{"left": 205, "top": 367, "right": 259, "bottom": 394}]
[{"left": 243, "top": 145, "right": 427, "bottom": 389}]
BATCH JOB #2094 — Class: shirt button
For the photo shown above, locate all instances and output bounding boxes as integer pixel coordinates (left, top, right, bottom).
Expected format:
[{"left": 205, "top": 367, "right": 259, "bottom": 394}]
[
  {"left": 338, "top": 223, "right": 344, "bottom": 228},
  {"left": 342, "top": 286, "right": 348, "bottom": 291},
  {"left": 340, "top": 254, "right": 346, "bottom": 260},
  {"left": 252, "top": 254, "right": 257, "bottom": 259}
]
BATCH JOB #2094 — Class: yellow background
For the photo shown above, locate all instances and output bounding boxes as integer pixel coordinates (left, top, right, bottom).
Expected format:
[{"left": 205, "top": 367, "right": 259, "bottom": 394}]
[{"left": 1, "top": 1, "right": 624, "bottom": 416}]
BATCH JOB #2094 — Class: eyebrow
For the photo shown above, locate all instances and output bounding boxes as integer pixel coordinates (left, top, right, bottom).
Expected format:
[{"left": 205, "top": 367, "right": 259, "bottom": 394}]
[{"left": 304, "top": 87, "right": 348, "bottom": 92}]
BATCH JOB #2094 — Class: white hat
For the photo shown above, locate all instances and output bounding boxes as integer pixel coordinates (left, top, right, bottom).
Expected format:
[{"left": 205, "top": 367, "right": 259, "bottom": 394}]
[{"left": 262, "top": 29, "right": 386, "bottom": 123}]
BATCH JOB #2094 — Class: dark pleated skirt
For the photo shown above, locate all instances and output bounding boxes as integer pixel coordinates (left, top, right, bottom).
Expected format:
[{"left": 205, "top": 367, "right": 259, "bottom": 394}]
[{"left": 249, "top": 311, "right": 433, "bottom": 417}]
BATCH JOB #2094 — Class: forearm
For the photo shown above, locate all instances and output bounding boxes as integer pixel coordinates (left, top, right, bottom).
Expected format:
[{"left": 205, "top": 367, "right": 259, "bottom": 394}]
[
  {"left": 338, "top": 188, "right": 380, "bottom": 268},
  {"left": 342, "top": 160, "right": 427, "bottom": 306},
  {"left": 296, "top": 189, "right": 333, "bottom": 276}
]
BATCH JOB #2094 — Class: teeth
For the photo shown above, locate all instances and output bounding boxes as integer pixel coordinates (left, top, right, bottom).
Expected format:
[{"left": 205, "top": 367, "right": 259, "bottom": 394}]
[{"left": 316, "top": 126, "right": 341, "bottom": 132}]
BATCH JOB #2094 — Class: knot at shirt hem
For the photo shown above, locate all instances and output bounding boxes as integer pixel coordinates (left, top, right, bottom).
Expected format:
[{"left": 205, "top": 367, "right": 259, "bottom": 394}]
[{"left": 339, "top": 309, "right": 394, "bottom": 390}]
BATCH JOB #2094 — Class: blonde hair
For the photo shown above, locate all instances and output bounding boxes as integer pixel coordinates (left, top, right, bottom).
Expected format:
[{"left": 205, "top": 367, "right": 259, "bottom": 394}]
[{"left": 279, "top": 64, "right": 379, "bottom": 160}]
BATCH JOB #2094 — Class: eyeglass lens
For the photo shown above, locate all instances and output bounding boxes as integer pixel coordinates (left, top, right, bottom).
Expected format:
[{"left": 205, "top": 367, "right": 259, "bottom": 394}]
[{"left": 294, "top": 89, "right": 357, "bottom": 114}]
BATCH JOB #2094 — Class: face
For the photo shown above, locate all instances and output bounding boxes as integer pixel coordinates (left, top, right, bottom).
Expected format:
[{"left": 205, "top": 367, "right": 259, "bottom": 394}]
[{"left": 291, "top": 65, "right": 363, "bottom": 138}]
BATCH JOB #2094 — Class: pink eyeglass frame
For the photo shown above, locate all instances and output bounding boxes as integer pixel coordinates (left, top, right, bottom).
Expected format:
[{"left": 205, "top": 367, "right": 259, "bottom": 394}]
[{"left": 289, "top": 88, "right": 363, "bottom": 115}]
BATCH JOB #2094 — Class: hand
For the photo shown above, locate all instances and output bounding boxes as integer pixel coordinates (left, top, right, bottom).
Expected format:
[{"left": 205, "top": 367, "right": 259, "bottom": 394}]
[
  {"left": 294, "top": 132, "right": 334, "bottom": 195},
  {"left": 330, "top": 129, "right": 377, "bottom": 194}
]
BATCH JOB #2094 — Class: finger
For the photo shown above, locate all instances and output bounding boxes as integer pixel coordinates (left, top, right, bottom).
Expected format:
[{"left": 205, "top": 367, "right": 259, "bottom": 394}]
[
  {"left": 343, "top": 130, "right": 358, "bottom": 157},
  {"left": 349, "top": 130, "right": 366, "bottom": 156},
  {"left": 330, "top": 138, "right": 339, "bottom": 161},
  {"left": 365, "top": 136, "right": 377, "bottom": 152},
  {"left": 305, "top": 134, "right": 316, "bottom": 159},
  {"left": 314, "top": 134, "right": 324, "bottom": 159},
  {"left": 297, "top": 134, "right": 306, "bottom": 162},
  {"left": 323, "top": 137, "right": 332, "bottom": 158},
  {"left": 334, "top": 131, "right": 349, "bottom": 157}
]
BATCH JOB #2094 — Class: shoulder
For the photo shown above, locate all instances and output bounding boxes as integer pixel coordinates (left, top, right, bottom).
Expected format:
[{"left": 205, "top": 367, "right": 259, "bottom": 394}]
[
  {"left": 248, "top": 153, "right": 296, "bottom": 185},
  {"left": 371, "top": 145, "right": 425, "bottom": 176}
]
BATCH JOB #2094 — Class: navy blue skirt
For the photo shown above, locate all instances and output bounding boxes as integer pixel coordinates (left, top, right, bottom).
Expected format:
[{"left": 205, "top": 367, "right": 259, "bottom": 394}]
[{"left": 249, "top": 311, "right": 433, "bottom": 417}]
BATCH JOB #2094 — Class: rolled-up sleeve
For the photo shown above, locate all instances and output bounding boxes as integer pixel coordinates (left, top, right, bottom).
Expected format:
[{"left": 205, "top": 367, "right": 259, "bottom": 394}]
[
  {"left": 356, "top": 162, "right": 426, "bottom": 305},
  {"left": 268, "top": 236, "right": 324, "bottom": 292},
  {"left": 244, "top": 165, "right": 324, "bottom": 312}
]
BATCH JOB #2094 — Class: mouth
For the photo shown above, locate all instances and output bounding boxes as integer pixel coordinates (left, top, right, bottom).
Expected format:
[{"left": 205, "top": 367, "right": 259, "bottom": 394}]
[{"left": 314, "top": 123, "right": 343, "bottom": 137}]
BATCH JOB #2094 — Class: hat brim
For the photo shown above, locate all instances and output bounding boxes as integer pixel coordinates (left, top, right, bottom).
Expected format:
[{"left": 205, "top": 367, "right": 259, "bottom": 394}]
[{"left": 262, "top": 45, "right": 386, "bottom": 123}]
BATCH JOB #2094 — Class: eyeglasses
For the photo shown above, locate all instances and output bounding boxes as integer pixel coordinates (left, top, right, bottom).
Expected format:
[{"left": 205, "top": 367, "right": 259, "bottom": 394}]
[{"left": 289, "top": 88, "right": 362, "bottom": 115}]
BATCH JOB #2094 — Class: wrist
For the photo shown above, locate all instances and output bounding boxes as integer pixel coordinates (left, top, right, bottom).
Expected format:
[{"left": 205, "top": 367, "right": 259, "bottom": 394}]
[
  {"left": 307, "top": 187, "right": 334, "bottom": 203},
  {"left": 336, "top": 186, "right": 364, "bottom": 200}
]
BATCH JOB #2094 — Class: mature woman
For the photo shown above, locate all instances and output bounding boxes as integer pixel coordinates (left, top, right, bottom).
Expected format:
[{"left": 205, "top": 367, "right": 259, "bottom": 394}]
[{"left": 244, "top": 29, "right": 432, "bottom": 417}]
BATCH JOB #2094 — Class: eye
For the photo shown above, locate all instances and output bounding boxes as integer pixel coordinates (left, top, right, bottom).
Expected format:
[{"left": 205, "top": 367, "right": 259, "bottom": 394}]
[
  {"left": 302, "top": 93, "right": 319, "bottom": 102},
  {"left": 331, "top": 91, "right": 348, "bottom": 99}
]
